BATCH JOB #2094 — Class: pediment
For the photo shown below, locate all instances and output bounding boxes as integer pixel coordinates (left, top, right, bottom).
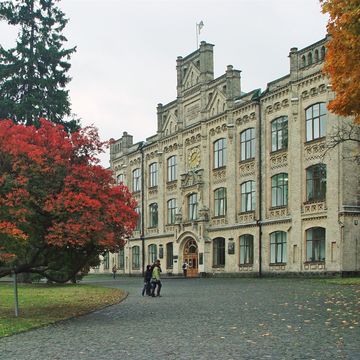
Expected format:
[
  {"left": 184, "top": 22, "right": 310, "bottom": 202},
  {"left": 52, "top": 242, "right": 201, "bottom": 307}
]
[
  {"left": 205, "top": 89, "right": 227, "bottom": 116},
  {"left": 162, "top": 112, "right": 178, "bottom": 136},
  {"left": 183, "top": 62, "right": 201, "bottom": 89}
]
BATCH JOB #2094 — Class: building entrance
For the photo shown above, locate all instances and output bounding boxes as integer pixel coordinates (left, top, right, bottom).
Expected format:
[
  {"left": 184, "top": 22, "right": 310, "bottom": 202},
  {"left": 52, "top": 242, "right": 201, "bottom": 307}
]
[{"left": 183, "top": 239, "right": 198, "bottom": 277}]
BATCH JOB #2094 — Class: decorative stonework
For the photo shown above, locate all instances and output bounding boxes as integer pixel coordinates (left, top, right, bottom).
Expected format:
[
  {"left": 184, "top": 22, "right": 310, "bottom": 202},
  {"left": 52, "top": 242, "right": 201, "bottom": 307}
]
[
  {"left": 163, "top": 143, "right": 179, "bottom": 153},
  {"left": 211, "top": 217, "right": 227, "bottom": 226},
  {"left": 304, "top": 262, "right": 325, "bottom": 271},
  {"left": 238, "top": 211, "right": 255, "bottom": 223},
  {"left": 269, "top": 264, "right": 286, "bottom": 271},
  {"left": 270, "top": 152, "right": 288, "bottom": 170},
  {"left": 129, "top": 157, "right": 141, "bottom": 166},
  {"left": 147, "top": 228, "right": 159, "bottom": 235},
  {"left": 301, "top": 83, "right": 327, "bottom": 100},
  {"left": 209, "top": 124, "right": 227, "bottom": 137},
  {"left": 235, "top": 111, "right": 256, "bottom": 126},
  {"left": 181, "top": 169, "right": 203, "bottom": 189},
  {"left": 148, "top": 188, "right": 158, "bottom": 197},
  {"left": 268, "top": 207, "right": 289, "bottom": 219},
  {"left": 212, "top": 168, "right": 226, "bottom": 183},
  {"left": 166, "top": 181, "right": 177, "bottom": 192},
  {"left": 145, "top": 151, "right": 159, "bottom": 161},
  {"left": 239, "top": 161, "right": 255, "bottom": 176},
  {"left": 185, "top": 134, "right": 201, "bottom": 146},
  {"left": 304, "top": 141, "right": 326, "bottom": 161},
  {"left": 165, "top": 225, "right": 176, "bottom": 233},
  {"left": 238, "top": 265, "right": 253, "bottom": 272},
  {"left": 303, "top": 201, "right": 327, "bottom": 214}
]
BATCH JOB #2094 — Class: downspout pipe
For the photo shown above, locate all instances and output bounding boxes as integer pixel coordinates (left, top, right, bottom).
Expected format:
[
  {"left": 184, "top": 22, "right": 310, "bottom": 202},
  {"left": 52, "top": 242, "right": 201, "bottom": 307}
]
[
  {"left": 139, "top": 142, "right": 145, "bottom": 276},
  {"left": 257, "top": 98, "right": 263, "bottom": 278}
]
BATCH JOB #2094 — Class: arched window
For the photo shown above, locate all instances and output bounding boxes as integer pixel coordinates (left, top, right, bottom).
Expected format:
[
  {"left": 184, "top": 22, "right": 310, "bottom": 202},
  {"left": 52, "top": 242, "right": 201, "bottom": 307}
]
[
  {"left": 240, "top": 128, "right": 255, "bottom": 161},
  {"left": 188, "top": 193, "right": 198, "bottom": 221},
  {"left": 306, "top": 164, "right": 326, "bottom": 201},
  {"left": 149, "top": 162, "right": 158, "bottom": 187},
  {"left": 132, "top": 168, "right": 141, "bottom": 192},
  {"left": 314, "top": 49, "right": 319, "bottom": 62},
  {"left": 132, "top": 246, "right": 140, "bottom": 270},
  {"left": 240, "top": 181, "right": 256, "bottom": 212},
  {"left": 302, "top": 55, "right": 306, "bottom": 67},
  {"left": 167, "top": 198, "right": 177, "bottom": 224},
  {"left": 149, "top": 203, "right": 158, "bottom": 228},
  {"left": 213, "top": 237, "right": 225, "bottom": 267},
  {"left": 270, "top": 231, "right": 287, "bottom": 264},
  {"left": 148, "top": 244, "right": 157, "bottom": 264},
  {"left": 118, "top": 248, "right": 125, "bottom": 270},
  {"left": 116, "top": 173, "right": 124, "bottom": 185},
  {"left": 167, "top": 155, "right": 177, "bottom": 182},
  {"left": 214, "top": 187, "right": 227, "bottom": 217},
  {"left": 308, "top": 52, "right": 313, "bottom": 65},
  {"left": 306, "top": 227, "right": 325, "bottom": 262},
  {"left": 214, "top": 138, "right": 226, "bottom": 169},
  {"left": 271, "top": 116, "right": 288, "bottom": 152},
  {"left": 306, "top": 103, "right": 326, "bottom": 141},
  {"left": 271, "top": 173, "right": 288, "bottom": 207},
  {"left": 321, "top": 46, "right": 326, "bottom": 59},
  {"left": 239, "top": 234, "right": 254, "bottom": 265}
]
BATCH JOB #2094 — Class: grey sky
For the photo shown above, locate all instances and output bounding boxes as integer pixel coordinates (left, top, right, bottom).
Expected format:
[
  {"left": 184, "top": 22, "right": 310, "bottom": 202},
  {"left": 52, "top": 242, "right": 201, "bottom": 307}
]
[{"left": 1, "top": 0, "right": 328, "bottom": 166}]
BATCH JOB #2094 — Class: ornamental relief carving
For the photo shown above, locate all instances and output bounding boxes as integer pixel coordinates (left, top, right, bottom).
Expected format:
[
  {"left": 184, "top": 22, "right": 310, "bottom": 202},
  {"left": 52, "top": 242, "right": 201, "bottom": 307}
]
[
  {"left": 148, "top": 188, "right": 158, "bottom": 198},
  {"left": 147, "top": 228, "right": 159, "bottom": 235},
  {"left": 209, "top": 124, "right": 227, "bottom": 137},
  {"left": 303, "top": 201, "right": 327, "bottom": 214},
  {"left": 239, "top": 161, "right": 255, "bottom": 177},
  {"left": 270, "top": 152, "right": 288, "bottom": 170},
  {"left": 265, "top": 99, "right": 289, "bottom": 115},
  {"left": 163, "top": 143, "right": 179, "bottom": 153},
  {"left": 212, "top": 168, "right": 226, "bottom": 183},
  {"left": 238, "top": 212, "right": 255, "bottom": 223},
  {"left": 181, "top": 169, "right": 203, "bottom": 188},
  {"left": 268, "top": 207, "right": 289, "bottom": 219},
  {"left": 235, "top": 112, "right": 256, "bottom": 126},
  {"left": 114, "top": 163, "right": 125, "bottom": 171},
  {"left": 211, "top": 217, "right": 227, "bottom": 226},
  {"left": 301, "top": 83, "right": 327, "bottom": 100},
  {"left": 166, "top": 182, "right": 177, "bottom": 193},
  {"left": 129, "top": 158, "right": 141, "bottom": 166},
  {"left": 304, "top": 141, "right": 326, "bottom": 161},
  {"left": 145, "top": 151, "right": 158, "bottom": 161},
  {"left": 185, "top": 133, "right": 201, "bottom": 146}
]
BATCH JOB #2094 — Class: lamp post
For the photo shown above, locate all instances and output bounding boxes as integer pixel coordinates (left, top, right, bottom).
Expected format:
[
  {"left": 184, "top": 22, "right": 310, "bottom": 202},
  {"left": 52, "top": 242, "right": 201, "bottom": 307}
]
[{"left": 139, "top": 142, "right": 145, "bottom": 276}]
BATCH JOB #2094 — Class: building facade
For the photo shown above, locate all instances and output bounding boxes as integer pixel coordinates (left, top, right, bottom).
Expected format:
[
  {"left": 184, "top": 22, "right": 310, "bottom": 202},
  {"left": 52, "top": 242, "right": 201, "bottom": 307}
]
[{"left": 103, "top": 37, "right": 360, "bottom": 277}]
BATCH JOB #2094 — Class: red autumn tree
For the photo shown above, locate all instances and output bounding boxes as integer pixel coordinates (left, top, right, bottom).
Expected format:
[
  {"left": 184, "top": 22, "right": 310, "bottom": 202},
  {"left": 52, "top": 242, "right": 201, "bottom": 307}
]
[
  {"left": 321, "top": 0, "right": 360, "bottom": 123},
  {"left": 0, "top": 119, "right": 138, "bottom": 282}
]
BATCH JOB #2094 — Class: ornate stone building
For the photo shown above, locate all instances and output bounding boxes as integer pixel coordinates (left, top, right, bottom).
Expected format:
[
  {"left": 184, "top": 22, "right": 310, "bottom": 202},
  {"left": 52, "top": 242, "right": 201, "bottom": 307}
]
[{"left": 103, "top": 37, "right": 359, "bottom": 277}]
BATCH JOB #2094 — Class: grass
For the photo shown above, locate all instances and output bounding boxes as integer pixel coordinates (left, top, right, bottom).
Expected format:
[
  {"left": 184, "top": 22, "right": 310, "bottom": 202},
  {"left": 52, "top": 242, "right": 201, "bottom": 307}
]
[
  {"left": 322, "top": 277, "right": 360, "bottom": 286},
  {"left": 0, "top": 283, "right": 127, "bottom": 338}
]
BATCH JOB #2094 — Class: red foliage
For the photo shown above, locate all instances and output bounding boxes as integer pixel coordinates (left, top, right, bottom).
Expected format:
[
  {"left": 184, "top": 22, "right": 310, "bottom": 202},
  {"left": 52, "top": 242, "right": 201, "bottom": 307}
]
[{"left": 0, "top": 119, "right": 138, "bottom": 264}]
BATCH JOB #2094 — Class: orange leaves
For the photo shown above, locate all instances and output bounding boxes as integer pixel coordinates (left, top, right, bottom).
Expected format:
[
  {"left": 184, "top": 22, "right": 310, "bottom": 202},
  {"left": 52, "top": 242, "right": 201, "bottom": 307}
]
[
  {"left": 321, "top": 0, "right": 360, "bottom": 123},
  {"left": 0, "top": 222, "right": 28, "bottom": 240}
]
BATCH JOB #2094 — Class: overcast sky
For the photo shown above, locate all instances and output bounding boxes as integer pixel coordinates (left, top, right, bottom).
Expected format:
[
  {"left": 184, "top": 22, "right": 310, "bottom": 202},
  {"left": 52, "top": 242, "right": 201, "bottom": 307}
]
[{"left": 1, "top": 0, "right": 329, "bottom": 166}]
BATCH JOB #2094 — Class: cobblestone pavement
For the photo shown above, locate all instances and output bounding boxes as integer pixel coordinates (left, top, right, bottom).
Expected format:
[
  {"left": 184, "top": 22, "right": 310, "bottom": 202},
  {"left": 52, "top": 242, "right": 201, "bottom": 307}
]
[{"left": 1, "top": 277, "right": 359, "bottom": 360}]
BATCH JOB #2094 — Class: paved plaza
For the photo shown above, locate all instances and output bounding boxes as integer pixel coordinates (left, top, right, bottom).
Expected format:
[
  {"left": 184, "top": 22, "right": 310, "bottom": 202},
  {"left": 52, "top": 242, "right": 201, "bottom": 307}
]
[{"left": 0, "top": 277, "right": 359, "bottom": 359}]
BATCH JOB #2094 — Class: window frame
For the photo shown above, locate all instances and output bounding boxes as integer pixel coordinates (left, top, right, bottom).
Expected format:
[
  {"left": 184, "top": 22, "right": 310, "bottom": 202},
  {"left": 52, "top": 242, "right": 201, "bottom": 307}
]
[
  {"left": 271, "top": 116, "right": 288, "bottom": 152},
  {"left": 240, "top": 128, "right": 255, "bottom": 161},
  {"left": 149, "top": 162, "right": 158, "bottom": 187},
  {"left": 240, "top": 180, "right": 256, "bottom": 212},
  {"left": 149, "top": 203, "right": 158, "bottom": 228},
  {"left": 214, "top": 138, "right": 226, "bottom": 169},
  {"left": 132, "top": 246, "right": 140, "bottom": 270},
  {"left": 213, "top": 237, "right": 225, "bottom": 267},
  {"left": 167, "top": 198, "right": 177, "bottom": 225},
  {"left": 166, "top": 242, "right": 173, "bottom": 269},
  {"left": 306, "top": 103, "right": 326, "bottom": 142},
  {"left": 214, "top": 187, "right": 227, "bottom": 217},
  {"left": 167, "top": 155, "right": 177, "bottom": 182},
  {"left": 188, "top": 193, "right": 198, "bottom": 221},
  {"left": 132, "top": 168, "right": 141, "bottom": 192},
  {"left": 148, "top": 244, "right": 157, "bottom": 264},
  {"left": 239, "top": 234, "right": 254, "bottom": 265},
  {"left": 271, "top": 173, "right": 288, "bottom": 207},
  {"left": 306, "top": 164, "right": 326, "bottom": 202},
  {"left": 306, "top": 227, "right": 326, "bottom": 262},
  {"left": 270, "top": 231, "right": 287, "bottom": 264}
]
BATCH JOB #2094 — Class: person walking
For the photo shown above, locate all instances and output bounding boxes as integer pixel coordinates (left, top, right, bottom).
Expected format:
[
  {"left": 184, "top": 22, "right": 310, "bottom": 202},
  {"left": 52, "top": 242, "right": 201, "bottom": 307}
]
[
  {"left": 151, "top": 259, "right": 162, "bottom": 297},
  {"left": 112, "top": 264, "right": 117, "bottom": 279},
  {"left": 142, "top": 264, "right": 153, "bottom": 296}
]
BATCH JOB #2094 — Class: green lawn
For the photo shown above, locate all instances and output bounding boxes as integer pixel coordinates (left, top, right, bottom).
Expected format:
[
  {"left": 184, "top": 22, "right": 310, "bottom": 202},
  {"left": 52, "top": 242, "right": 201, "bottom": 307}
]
[{"left": 0, "top": 283, "right": 127, "bottom": 338}]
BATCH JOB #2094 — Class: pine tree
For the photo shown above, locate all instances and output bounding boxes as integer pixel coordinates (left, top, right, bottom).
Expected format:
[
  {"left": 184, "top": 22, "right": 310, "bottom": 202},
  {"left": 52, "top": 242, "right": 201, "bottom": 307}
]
[{"left": 0, "top": 0, "right": 78, "bottom": 131}]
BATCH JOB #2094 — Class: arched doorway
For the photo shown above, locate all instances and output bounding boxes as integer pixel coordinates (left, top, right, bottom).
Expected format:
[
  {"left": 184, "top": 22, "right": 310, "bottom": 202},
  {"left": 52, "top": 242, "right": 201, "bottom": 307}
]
[{"left": 183, "top": 238, "right": 198, "bottom": 277}]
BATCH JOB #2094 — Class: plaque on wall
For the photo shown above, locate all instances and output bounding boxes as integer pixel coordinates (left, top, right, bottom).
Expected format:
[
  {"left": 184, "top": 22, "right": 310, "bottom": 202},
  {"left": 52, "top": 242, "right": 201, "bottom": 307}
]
[{"left": 228, "top": 242, "right": 235, "bottom": 254}]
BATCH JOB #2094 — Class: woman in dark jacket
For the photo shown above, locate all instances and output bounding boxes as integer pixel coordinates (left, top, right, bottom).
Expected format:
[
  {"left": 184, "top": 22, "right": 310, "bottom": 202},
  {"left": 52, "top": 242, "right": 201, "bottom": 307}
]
[{"left": 142, "top": 264, "right": 153, "bottom": 296}]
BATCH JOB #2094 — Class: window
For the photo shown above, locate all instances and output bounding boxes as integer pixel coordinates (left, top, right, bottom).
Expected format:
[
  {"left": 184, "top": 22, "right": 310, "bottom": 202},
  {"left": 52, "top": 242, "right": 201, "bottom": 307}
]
[
  {"left": 240, "top": 128, "right": 255, "bottom": 161},
  {"left": 306, "top": 103, "right": 326, "bottom": 141},
  {"left": 239, "top": 234, "right": 254, "bottom": 265},
  {"left": 149, "top": 203, "right": 158, "bottom": 227},
  {"left": 116, "top": 174, "right": 124, "bottom": 185},
  {"left": 118, "top": 248, "right": 124, "bottom": 270},
  {"left": 166, "top": 242, "right": 173, "bottom": 269},
  {"left": 270, "top": 231, "right": 287, "bottom": 264},
  {"left": 271, "top": 116, "right": 288, "bottom": 152},
  {"left": 132, "top": 168, "right": 141, "bottom": 192},
  {"left": 167, "top": 198, "right": 177, "bottom": 224},
  {"left": 213, "top": 237, "right": 225, "bottom": 267},
  {"left": 241, "top": 181, "right": 256, "bottom": 212},
  {"left": 308, "top": 52, "right": 313, "bottom": 65},
  {"left": 188, "top": 193, "right": 198, "bottom": 221},
  {"left": 214, "top": 138, "right": 226, "bottom": 169},
  {"left": 148, "top": 244, "right": 157, "bottom": 264},
  {"left": 306, "top": 227, "right": 325, "bottom": 262},
  {"left": 271, "top": 173, "right": 288, "bottom": 207},
  {"left": 132, "top": 246, "right": 140, "bottom": 270},
  {"left": 167, "top": 156, "right": 177, "bottom": 182},
  {"left": 306, "top": 164, "right": 326, "bottom": 201},
  {"left": 149, "top": 162, "right": 158, "bottom": 187},
  {"left": 214, "top": 187, "right": 227, "bottom": 217},
  {"left": 134, "top": 206, "right": 141, "bottom": 231}
]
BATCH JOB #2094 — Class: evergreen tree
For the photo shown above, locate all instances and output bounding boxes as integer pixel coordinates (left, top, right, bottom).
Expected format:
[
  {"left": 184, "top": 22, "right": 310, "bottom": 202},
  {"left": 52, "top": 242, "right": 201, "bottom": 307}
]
[{"left": 0, "top": 0, "right": 79, "bottom": 131}]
